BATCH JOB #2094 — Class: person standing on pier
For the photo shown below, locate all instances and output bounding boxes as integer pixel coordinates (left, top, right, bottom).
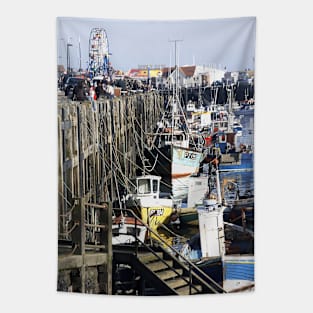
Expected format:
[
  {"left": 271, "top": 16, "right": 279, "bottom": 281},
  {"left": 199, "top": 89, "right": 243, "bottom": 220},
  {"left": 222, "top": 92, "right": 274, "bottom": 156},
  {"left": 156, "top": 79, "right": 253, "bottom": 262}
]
[
  {"left": 72, "top": 80, "right": 89, "bottom": 101},
  {"left": 95, "top": 80, "right": 105, "bottom": 99},
  {"left": 106, "top": 81, "right": 115, "bottom": 99}
]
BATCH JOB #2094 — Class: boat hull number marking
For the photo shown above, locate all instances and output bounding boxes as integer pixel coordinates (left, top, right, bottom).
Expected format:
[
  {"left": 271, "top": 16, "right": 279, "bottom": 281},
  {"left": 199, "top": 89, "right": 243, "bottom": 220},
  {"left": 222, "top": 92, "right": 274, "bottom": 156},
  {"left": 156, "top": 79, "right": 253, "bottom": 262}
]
[
  {"left": 149, "top": 209, "right": 164, "bottom": 216},
  {"left": 184, "top": 152, "right": 197, "bottom": 160}
]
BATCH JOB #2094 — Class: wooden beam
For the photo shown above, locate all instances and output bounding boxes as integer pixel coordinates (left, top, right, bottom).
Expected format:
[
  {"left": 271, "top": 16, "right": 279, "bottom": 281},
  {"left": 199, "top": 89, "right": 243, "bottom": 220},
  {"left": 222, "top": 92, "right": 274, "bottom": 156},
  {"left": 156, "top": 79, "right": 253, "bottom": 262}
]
[{"left": 58, "top": 253, "right": 108, "bottom": 270}]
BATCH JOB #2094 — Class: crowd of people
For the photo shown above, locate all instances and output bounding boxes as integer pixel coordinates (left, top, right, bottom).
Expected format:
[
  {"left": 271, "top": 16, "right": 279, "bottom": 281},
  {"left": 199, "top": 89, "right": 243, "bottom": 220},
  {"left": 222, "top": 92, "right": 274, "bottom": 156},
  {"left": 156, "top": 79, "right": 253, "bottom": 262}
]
[
  {"left": 91, "top": 78, "right": 115, "bottom": 100},
  {"left": 59, "top": 73, "right": 155, "bottom": 102},
  {"left": 59, "top": 73, "right": 255, "bottom": 108}
]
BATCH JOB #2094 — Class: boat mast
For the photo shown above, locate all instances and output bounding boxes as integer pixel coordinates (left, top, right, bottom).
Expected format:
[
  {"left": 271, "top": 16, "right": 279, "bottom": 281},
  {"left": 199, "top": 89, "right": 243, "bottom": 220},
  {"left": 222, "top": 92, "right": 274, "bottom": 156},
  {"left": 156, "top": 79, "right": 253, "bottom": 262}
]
[
  {"left": 78, "top": 36, "right": 82, "bottom": 72},
  {"left": 169, "top": 39, "right": 183, "bottom": 145}
]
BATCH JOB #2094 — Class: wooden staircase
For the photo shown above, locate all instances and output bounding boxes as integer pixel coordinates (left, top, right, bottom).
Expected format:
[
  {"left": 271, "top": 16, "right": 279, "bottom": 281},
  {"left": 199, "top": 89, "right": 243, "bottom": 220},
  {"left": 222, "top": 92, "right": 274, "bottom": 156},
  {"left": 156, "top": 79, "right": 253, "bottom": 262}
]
[
  {"left": 137, "top": 251, "right": 202, "bottom": 295},
  {"left": 113, "top": 245, "right": 225, "bottom": 296}
]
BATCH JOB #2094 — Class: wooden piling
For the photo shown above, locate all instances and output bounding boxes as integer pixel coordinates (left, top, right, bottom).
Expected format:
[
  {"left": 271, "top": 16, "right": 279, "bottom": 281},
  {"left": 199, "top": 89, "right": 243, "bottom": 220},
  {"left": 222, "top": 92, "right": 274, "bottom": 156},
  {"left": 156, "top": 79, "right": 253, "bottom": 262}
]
[{"left": 57, "top": 92, "right": 163, "bottom": 294}]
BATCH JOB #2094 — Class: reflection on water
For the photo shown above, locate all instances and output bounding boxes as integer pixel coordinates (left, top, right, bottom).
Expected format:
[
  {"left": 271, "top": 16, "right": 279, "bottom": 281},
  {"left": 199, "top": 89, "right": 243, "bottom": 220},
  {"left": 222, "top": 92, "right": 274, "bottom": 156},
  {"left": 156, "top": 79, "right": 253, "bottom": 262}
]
[{"left": 220, "top": 170, "right": 254, "bottom": 200}]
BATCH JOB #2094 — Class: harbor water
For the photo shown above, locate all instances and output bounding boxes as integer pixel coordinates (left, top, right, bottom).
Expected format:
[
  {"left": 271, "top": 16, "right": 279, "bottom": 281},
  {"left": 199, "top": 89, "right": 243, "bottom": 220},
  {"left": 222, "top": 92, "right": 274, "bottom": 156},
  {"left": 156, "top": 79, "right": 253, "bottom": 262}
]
[{"left": 168, "top": 111, "right": 255, "bottom": 242}]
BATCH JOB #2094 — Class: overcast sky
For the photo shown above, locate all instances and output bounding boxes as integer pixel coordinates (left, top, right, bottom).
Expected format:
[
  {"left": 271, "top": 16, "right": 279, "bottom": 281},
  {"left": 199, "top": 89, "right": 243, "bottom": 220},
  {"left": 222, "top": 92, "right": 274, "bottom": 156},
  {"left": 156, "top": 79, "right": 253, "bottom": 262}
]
[{"left": 57, "top": 16, "right": 255, "bottom": 72}]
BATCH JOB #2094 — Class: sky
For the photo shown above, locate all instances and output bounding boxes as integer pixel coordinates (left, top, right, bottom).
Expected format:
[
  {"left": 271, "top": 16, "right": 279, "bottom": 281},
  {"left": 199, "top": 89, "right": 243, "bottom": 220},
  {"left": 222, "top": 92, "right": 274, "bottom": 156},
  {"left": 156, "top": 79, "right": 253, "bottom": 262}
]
[{"left": 57, "top": 16, "right": 256, "bottom": 72}]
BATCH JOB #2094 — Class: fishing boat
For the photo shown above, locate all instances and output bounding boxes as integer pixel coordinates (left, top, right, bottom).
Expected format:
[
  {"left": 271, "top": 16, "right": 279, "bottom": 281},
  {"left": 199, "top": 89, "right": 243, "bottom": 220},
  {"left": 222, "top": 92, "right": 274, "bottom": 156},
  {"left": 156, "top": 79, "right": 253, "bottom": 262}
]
[
  {"left": 145, "top": 58, "right": 204, "bottom": 201},
  {"left": 177, "top": 166, "right": 254, "bottom": 292},
  {"left": 203, "top": 131, "right": 253, "bottom": 172},
  {"left": 223, "top": 255, "right": 254, "bottom": 292},
  {"left": 165, "top": 207, "right": 199, "bottom": 227},
  {"left": 186, "top": 102, "right": 234, "bottom": 136},
  {"left": 172, "top": 174, "right": 210, "bottom": 226},
  {"left": 219, "top": 151, "right": 253, "bottom": 171},
  {"left": 147, "top": 98, "right": 204, "bottom": 177},
  {"left": 178, "top": 207, "right": 254, "bottom": 292},
  {"left": 177, "top": 209, "right": 199, "bottom": 226},
  {"left": 232, "top": 120, "right": 243, "bottom": 135},
  {"left": 123, "top": 175, "right": 175, "bottom": 243},
  {"left": 119, "top": 174, "right": 207, "bottom": 246},
  {"left": 233, "top": 100, "right": 255, "bottom": 116}
]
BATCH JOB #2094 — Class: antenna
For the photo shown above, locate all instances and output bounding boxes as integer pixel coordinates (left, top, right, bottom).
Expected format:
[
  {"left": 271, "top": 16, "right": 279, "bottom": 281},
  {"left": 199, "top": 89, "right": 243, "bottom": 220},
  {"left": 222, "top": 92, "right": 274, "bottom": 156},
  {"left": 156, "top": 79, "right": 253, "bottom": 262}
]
[
  {"left": 169, "top": 39, "right": 183, "bottom": 146},
  {"left": 78, "top": 36, "right": 82, "bottom": 72},
  {"left": 169, "top": 39, "right": 183, "bottom": 99}
]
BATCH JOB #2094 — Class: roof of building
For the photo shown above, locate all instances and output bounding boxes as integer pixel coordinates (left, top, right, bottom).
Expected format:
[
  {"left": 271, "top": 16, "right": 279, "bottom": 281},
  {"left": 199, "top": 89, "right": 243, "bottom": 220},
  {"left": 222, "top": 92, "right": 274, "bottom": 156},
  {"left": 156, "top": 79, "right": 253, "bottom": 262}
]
[
  {"left": 179, "top": 65, "right": 196, "bottom": 77},
  {"left": 161, "top": 67, "right": 175, "bottom": 77},
  {"left": 161, "top": 65, "right": 196, "bottom": 78},
  {"left": 128, "top": 65, "right": 217, "bottom": 79}
]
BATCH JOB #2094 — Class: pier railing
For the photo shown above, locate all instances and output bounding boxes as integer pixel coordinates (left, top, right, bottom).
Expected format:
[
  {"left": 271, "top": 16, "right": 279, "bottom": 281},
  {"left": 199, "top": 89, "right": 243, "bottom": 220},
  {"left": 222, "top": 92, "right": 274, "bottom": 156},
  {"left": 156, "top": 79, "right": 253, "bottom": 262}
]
[{"left": 113, "top": 208, "right": 227, "bottom": 294}]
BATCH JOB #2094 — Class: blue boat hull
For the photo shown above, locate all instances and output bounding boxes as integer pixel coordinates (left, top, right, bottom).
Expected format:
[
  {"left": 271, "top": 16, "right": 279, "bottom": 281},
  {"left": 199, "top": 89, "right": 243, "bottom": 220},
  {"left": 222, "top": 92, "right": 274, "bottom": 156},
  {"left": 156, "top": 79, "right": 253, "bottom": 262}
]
[
  {"left": 223, "top": 258, "right": 254, "bottom": 281},
  {"left": 219, "top": 153, "right": 253, "bottom": 171}
]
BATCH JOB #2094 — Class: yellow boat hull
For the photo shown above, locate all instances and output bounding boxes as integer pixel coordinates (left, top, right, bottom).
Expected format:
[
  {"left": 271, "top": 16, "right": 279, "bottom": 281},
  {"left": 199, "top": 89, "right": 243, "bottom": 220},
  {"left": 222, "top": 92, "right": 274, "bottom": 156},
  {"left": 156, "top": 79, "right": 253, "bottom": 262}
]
[{"left": 140, "top": 207, "right": 173, "bottom": 241}]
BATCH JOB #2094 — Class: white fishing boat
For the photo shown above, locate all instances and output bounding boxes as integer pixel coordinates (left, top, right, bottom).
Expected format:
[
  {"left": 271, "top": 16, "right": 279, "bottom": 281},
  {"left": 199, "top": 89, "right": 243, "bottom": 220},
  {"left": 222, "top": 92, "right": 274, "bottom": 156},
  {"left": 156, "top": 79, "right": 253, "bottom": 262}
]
[
  {"left": 178, "top": 167, "right": 254, "bottom": 292},
  {"left": 145, "top": 44, "right": 205, "bottom": 201}
]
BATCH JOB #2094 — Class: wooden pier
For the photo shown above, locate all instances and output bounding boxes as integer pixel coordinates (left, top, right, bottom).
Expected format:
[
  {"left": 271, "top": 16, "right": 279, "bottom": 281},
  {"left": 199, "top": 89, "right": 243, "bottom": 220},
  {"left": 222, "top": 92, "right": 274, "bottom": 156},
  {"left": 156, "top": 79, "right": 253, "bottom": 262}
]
[{"left": 57, "top": 92, "right": 164, "bottom": 294}]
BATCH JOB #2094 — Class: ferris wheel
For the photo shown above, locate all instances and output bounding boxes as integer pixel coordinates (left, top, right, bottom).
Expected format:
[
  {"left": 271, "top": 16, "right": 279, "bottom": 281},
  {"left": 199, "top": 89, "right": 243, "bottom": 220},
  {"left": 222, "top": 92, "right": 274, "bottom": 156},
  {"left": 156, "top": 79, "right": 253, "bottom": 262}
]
[{"left": 88, "top": 28, "right": 110, "bottom": 76}]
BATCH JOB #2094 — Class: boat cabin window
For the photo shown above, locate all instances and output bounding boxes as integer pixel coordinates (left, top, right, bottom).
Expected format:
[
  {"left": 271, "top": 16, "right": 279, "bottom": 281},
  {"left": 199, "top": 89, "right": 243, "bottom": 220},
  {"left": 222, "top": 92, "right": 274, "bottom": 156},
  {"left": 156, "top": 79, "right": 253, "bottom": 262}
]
[
  {"left": 211, "top": 112, "right": 217, "bottom": 120},
  {"left": 152, "top": 179, "right": 159, "bottom": 193},
  {"left": 173, "top": 134, "right": 186, "bottom": 141},
  {"left": 137, "top": 179, "right": 151, "bottom": 194}
]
